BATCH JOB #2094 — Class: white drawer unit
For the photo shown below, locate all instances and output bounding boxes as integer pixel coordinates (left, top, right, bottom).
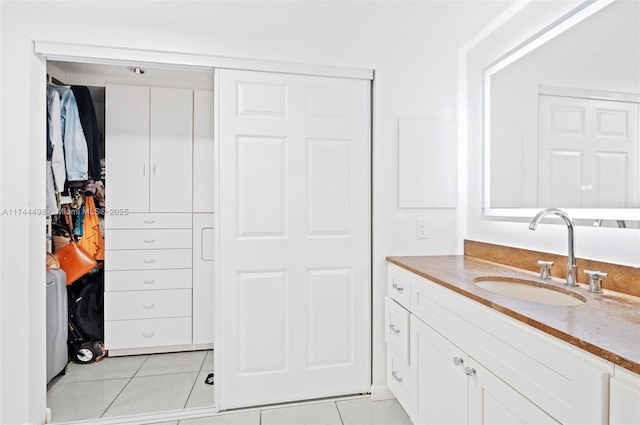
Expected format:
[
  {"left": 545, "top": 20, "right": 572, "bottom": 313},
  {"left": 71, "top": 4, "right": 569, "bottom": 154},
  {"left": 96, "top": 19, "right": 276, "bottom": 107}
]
[
  {"left": 387, "top": 264, "right": 411, "bottom": 308},
  {"left": 387, "top": 348, "right": 411, "bottom": 413},
  {"left": 106, "top": 213, "right": 192, "bottom": 229},
  {"left": 104, "top": 289, "right": 192, "bottom": 320},
  {"left": 105, "top": 249, "right": 192, "bottom": 271},
  {"left": 105, "top": 317, "right": 192, "bottom": 350},
  {"left": 107, "top": 229, "right": 192, "bottom": 250},
  {"left": 105, "top": 269, "right": 192, "bottom": 292},
  {"left": 384, "top": 296, "right": 410, "bottom": 363}
]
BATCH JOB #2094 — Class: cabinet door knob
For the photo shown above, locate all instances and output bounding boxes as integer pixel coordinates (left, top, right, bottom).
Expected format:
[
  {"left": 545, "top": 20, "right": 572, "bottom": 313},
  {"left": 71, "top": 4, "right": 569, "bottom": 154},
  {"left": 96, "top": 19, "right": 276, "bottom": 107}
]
[
  {"left": 143, "top": 219, "right": 156, "bottom": 224},
  {"left": 142, "top": 331, "right": 155, "bottom": 338},
  {"left": 453, "top": 357, "right": 464, "bottom": 366},
  {"left": 389, "top": 324, "right": 401, "bottom": 334},
  {"left": 142, "top": 303, "right": 155, "bottom": 309},
  {"left": 391, "top": 370, "right": 403, "bottom": 383},
  {"left": 465, "top": 367, "right": 476, "bottom": 376},
  {"left": 143, "top": 258, "right": 156, "bottom": 264},
  {"left": 143, "top": 279, "right": 156, "bottom": 284},
  {"left": 143, "top": 238, "right": 156, "bottom": 243},
  {"left": 392, "top": 281, "right": 404, "bottom": 293}
]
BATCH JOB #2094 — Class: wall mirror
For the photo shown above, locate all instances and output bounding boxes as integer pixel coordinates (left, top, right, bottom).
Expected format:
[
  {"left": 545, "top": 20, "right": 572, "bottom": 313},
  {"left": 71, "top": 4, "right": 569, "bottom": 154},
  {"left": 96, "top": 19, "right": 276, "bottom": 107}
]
[{"left": 483, "top": 0, "right": 640, "bottom": 226}]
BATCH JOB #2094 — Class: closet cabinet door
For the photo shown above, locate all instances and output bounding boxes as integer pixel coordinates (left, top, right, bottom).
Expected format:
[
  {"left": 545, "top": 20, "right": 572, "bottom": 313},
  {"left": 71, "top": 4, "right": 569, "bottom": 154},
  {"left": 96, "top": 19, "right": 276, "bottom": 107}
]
[
  {"left": 193, "top": 90, "right": 215, "bottom": 213},
  {"left": 106, "top": 85, "right": 150, "bottom": 213},
  {"left": 150, "top": 87, "right": 193, "bottom": 212}
]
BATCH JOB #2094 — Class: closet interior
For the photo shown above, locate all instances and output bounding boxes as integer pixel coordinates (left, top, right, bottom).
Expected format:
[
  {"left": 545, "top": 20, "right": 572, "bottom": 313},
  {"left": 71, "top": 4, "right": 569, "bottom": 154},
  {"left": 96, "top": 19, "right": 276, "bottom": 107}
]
[{"left": 45, "top": 60, "right": 216, "bottom": 423}]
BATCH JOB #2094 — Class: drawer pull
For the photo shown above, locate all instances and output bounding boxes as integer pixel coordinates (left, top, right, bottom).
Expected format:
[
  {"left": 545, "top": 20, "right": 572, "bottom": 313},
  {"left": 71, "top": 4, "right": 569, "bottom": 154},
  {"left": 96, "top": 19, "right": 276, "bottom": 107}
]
[
  {"left": 453, "top": 357, "right": 464, "bottom": 366},
  {"left": 142, "top": 331, "right": 155, "bottom": 338},
  {"left": 391, "top": 370, "right": 403, "bottom": 383},
  {"left": 143, "top": 219, "right": 156, "bottom": 224},
  {"left": 143, "top": 258, "right": 156, "bottom": 264},
  {"left": 465, "top": 367, "right": 476, "bottom": 376},
  {"left": 142, "top": 303, "right": 155, "bottom": 309},
  {"left": 143, "top": 279, "right": 156, "bottom": 284},
  {"left": 392, "top": 281, "right": 404, "bottom": 293},
  {"left": 143, "top": 238, "right": 156, "bottom": 243},
  {"left": 389, "top": 324, "right": 401, "bottom": 334}
]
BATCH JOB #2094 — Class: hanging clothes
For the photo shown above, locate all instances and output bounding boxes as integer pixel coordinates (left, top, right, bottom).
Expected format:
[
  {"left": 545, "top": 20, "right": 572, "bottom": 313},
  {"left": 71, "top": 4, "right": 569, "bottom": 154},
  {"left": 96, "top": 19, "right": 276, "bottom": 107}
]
[
  {"left": 71, "top": 86, "right": 102, "bottom": 182},
  {"left": 46, "top": 86, "right": 66, "bottom": 189},
  {"left": 78, "top": 196, "right": 105, "bottom": 261},
  {"left": 47, "top": 83, "right": 89, "bottom": 181}
]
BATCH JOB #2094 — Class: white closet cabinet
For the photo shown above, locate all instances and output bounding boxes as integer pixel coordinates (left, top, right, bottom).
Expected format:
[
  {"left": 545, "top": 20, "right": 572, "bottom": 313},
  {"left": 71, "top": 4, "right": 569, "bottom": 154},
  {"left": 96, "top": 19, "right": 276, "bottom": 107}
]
[
  {"left": 104, "top": 85, "right": 214, "bottom": 355},
  {"left": 105, "top": 85, "right": 193, "bottom": 213}
]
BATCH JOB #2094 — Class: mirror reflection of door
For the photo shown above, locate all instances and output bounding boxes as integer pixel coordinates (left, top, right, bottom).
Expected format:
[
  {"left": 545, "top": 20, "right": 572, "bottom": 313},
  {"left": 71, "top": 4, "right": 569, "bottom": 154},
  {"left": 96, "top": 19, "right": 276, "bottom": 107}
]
[{"left": 538, "top": 94, "right": 639, "bottom": 208}]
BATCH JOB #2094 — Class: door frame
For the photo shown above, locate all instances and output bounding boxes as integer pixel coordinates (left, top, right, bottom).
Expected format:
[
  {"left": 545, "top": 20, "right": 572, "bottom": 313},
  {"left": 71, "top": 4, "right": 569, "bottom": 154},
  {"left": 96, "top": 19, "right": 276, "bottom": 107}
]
[{"left": 31, "top": 41, "right": 373, "bottom": 424}]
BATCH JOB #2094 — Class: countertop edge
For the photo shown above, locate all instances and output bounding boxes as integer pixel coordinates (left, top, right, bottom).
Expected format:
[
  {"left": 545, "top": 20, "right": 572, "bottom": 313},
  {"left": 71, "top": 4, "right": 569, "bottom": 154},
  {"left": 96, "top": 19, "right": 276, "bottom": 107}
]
[{"left": 386, "top": 256, "right": 640, "bottom": 375}]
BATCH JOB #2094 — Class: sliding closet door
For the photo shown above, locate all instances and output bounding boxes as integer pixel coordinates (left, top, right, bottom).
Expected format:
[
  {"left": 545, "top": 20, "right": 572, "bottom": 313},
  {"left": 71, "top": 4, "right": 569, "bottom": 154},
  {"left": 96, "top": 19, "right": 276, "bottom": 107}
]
[{"left": 217, "top": 69, "right": 371, "bottom": 409}]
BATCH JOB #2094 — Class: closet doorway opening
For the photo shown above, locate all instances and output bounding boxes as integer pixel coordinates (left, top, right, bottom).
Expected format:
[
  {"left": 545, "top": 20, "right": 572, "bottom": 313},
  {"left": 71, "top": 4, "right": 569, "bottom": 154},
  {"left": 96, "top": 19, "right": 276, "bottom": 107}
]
[{"left": 44, "top": 59, "right": 218, "bottom": 424}]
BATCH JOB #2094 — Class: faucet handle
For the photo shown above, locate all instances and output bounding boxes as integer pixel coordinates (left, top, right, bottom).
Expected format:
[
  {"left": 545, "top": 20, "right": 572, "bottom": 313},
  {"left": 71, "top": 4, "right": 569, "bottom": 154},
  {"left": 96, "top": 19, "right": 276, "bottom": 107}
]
[
  {"left": 584, "top": 270, "right": 608, "bottom": 294},
  {"left": 537, "top": 260, "right": 554, "bottom": 280}
]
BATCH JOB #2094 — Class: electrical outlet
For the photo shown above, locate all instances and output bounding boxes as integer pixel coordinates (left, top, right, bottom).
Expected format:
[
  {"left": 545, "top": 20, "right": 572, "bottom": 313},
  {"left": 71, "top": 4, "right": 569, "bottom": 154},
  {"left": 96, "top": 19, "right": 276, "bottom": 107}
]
[{"left": 416, "top": 219, "right": 429, "bottom": 239}]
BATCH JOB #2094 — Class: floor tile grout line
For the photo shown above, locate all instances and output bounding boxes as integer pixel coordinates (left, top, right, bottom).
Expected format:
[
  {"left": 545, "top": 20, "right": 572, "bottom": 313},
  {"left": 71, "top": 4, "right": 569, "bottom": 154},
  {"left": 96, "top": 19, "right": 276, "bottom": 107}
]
[
  {"left": 335, "top": 401, "right": 345, "bottom": 425},
  {"left": 99, "top": 354, "right": 151, "bottom": 419}
]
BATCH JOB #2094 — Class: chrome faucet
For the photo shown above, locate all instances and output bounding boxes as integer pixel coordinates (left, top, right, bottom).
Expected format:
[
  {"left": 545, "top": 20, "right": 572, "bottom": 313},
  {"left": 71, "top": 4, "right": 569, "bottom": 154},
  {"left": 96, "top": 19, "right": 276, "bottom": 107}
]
[{"left": 529, "top": 208, "right": 578, "bottom": 287}]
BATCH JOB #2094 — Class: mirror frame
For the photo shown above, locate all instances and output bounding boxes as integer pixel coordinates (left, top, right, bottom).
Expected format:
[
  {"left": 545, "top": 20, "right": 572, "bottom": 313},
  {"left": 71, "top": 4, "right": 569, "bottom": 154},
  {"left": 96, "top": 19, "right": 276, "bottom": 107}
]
[{"left": 482, "top": 0, "right": 640, "bottom": 221}]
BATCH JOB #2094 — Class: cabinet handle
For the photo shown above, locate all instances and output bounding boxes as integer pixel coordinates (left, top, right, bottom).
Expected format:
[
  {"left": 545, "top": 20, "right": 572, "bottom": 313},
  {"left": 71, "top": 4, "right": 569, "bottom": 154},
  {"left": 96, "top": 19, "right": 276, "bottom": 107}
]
[
  {"left": 465, "top": 367, "right": 476, "bottom": 376},
  {"left": 143, "top": 164, "right": 146, "bottom": 176},
  {"left": 142, "top": 331, "right": 155, "bottom": 338},
  {"left": 143, "top": 219, "right": 156, "bottom": 224},
  {"left": 143, "top": 279, "right": 156, "bottom": 285},
  {"left": 389, "top": 324, "right": 401, "bottom": 334},
  {"left": 143, "top": 258, "right": 156, "bottom": 264},
  {"left": 391, "top": 370, "right": 403, "bottom": 383},
  {"left": 453, "top": 357, "right": 464, "bottom": 366},
  {"left": 153, "top": 164, "right": 156, "bottom": 175},
  {"left": 143, "top": 238, "right": 156, "bottom": 243},
  {"left": 392, "top": 281, "right": 404, "bottom": 293},
  {"left": 142, "top": 303, "right": 155, "bottom": 309}
]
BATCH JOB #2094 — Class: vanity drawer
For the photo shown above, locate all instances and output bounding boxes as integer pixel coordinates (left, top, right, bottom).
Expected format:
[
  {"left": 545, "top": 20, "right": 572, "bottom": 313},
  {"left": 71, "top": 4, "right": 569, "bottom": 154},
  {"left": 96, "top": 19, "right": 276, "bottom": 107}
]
[
  {"left": 105, "top": 249, "right": 192, "bottom": 271},
  {"left": 385, "top": 296, "right": 410, "bottom": 363},
  {"left": 107, "top": 229, "right": 192, "bottom": 250},
  {"left": 105, "top": 269, "right": 192, "bottom": 291},
  {"left": 105, "top": 317, "right": 192, "bottom": 350},
  {"left": 387, "top": 347, "right": 410, "bottom": 413},
  {"left": 104, "top": 289, "right": 191, "bottom": 320},
  {"left": 387, "top": 264, "right": 411, "bottom": 308},
  {"left": 106, "top": 213, "right": 192, "bottom": 229}
]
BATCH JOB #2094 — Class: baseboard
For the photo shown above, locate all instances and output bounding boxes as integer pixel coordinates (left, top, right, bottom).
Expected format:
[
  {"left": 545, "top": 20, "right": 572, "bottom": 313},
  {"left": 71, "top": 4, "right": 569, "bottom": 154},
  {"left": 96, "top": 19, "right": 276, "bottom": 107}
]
[{"left": 370, "top": 384, "right": 395, "bottom": 401}]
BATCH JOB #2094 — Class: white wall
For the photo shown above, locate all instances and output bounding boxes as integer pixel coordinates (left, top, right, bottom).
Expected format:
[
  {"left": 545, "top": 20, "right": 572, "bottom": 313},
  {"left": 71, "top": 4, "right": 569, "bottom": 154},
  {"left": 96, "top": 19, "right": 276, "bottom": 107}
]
[
  {"left": 0, "top": 1, "right": 509, "bottom": 423},
  {"left": 466, "top": 0, "right": 640, "bottom": 267}
]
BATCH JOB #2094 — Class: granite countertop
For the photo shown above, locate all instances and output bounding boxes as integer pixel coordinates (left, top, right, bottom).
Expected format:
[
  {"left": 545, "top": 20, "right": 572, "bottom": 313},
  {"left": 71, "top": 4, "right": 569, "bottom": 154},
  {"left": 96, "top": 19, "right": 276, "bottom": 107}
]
[{"left": 386, "top": 255, "right": 640, "bottom": 374}]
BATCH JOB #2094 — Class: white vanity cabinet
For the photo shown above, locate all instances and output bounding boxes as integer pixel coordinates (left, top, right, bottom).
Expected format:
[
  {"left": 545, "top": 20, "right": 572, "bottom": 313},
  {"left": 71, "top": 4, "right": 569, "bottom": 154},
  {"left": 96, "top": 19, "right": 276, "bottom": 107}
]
[
  {"left": 385, "top": 262, "right": 614, "bottom": 425},
  {"left": 610, "top": 366, "right": 640, "bottom": 424}
]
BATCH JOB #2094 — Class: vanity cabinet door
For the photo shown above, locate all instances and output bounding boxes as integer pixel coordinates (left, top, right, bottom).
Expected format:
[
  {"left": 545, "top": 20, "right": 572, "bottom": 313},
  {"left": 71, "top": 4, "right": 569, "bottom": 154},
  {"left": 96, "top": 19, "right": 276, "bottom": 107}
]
[
  {"left": 610, "top": 366, "right": 640, "bottom": 425},
  {"left": 410, "top": 315, "right": 468, "bottom": 425},
  {"left": 468, "top": 358, "right": 560, "bottom": 425}
]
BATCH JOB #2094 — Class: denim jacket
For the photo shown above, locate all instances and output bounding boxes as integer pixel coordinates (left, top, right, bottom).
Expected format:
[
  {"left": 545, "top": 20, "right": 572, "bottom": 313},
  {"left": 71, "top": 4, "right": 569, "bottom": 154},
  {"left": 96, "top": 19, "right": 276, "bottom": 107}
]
[{"left": 47, "top": 83, "right": 88, "bottom": 181}]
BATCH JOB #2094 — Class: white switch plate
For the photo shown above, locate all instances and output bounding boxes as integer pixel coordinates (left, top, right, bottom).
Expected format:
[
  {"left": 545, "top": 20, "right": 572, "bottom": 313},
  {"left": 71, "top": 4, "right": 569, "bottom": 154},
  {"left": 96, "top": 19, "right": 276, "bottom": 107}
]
[{"left": 416, "top": 219, "right": 429, "bottom": 239}]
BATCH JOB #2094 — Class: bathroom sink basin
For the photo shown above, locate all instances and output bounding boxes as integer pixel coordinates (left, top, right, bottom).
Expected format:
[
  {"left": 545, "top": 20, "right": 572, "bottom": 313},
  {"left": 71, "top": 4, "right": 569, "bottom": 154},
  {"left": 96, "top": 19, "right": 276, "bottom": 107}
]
[{"left": 474, "top": 277, "right": 586, "bottom": 306}]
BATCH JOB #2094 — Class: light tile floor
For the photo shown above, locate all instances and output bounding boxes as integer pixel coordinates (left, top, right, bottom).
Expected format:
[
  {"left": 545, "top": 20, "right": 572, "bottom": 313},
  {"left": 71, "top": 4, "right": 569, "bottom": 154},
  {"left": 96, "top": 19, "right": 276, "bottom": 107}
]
[{"left": 47, "top": 350, "right": 412, "bottom": 425}]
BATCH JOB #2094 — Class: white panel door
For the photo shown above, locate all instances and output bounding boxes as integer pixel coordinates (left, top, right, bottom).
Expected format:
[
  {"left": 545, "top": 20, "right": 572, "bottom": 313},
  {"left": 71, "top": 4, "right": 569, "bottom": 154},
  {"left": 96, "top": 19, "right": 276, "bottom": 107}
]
[
  {"left": 217, "top": 69, "right": 371, "bottom": 409},
  {"left": 106, "top": 85, "right": 150, "bottom": 212},
  {"left": 538, "top": 95, "right": 639, "bottom": 208},
  {"left": 150, "top": 87, "right": 193, "bottom": 212}
]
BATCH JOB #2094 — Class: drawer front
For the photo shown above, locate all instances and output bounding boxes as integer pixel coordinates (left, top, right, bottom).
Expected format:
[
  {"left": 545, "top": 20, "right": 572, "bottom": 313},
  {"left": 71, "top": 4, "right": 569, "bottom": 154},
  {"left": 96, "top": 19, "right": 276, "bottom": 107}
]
[
  {"left": 106, "top": 213, "right": 192, "bottom": 229},
  {"left": 105, "top": 269, "right": 192, "bottom": 291},
  {"left": 104, "top": 289, "right": 192, "bottom": 320},
  {"left": 105, "top": 317, "right": 192, "bottom": 350},
  {"left": 105, "top": 249, "right": 192, "bottom": 271},
  {"left": 387, "top": 264, "right": 411, "bottom": 308},
  {"left": 107, "top": 229, "right": 192, "bottom": 250},
  {"left": 387, "top": 348, "right": 410, "bottom": 413},
  {"left": 384, "top": 296, "right": 410, "bottom": 363}
]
